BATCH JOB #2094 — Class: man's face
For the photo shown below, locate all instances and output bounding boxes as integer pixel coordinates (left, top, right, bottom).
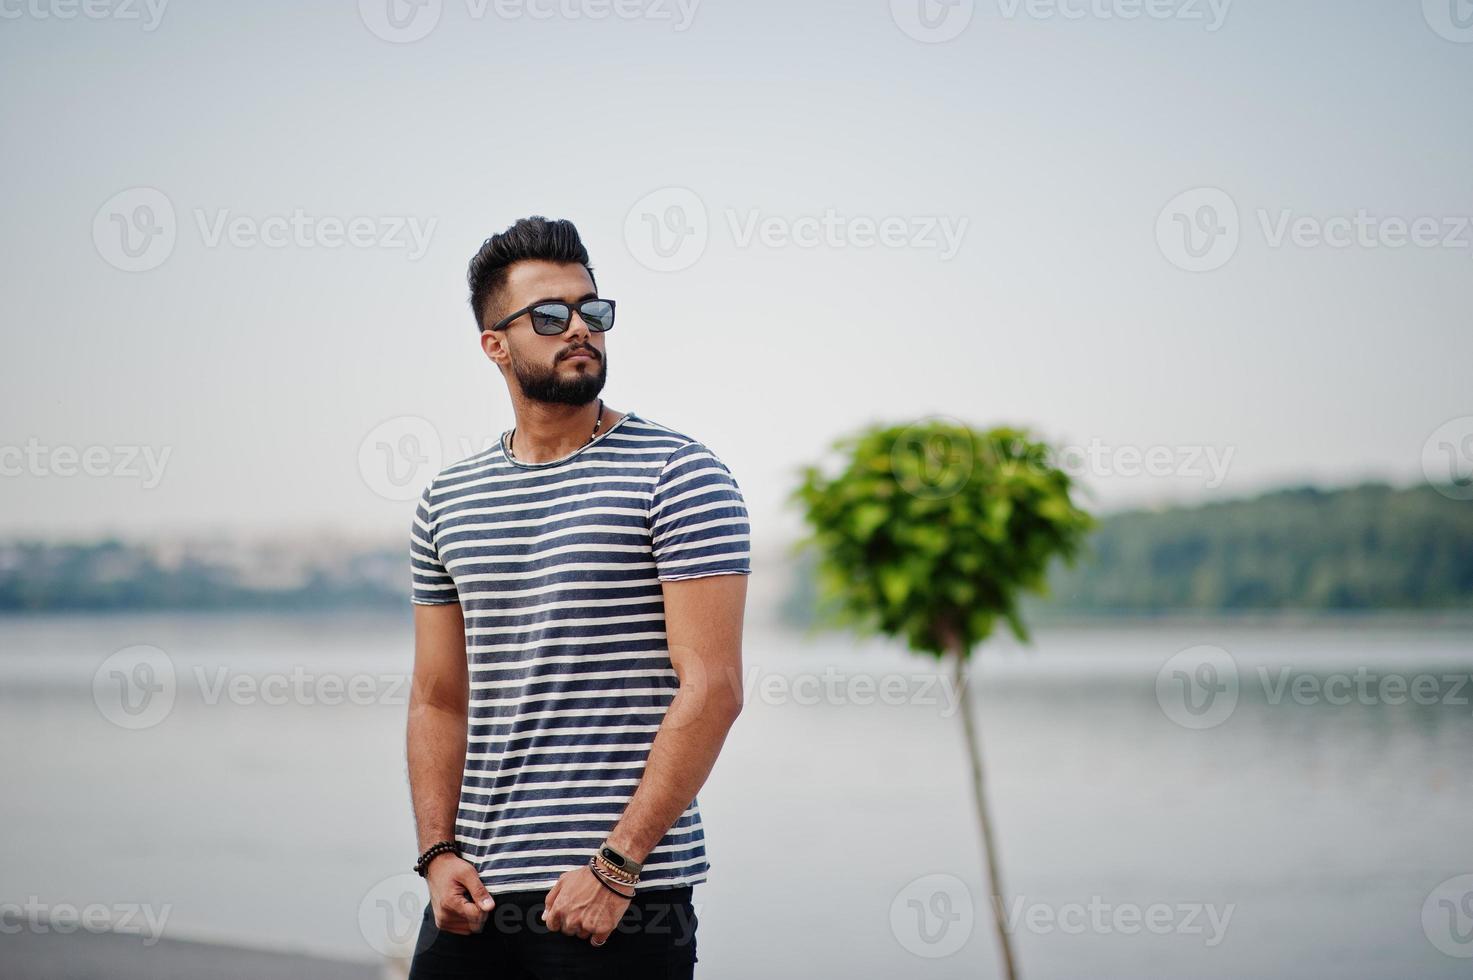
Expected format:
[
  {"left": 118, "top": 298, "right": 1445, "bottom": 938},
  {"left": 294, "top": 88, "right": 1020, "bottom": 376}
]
[{"left": 482, "top": 260, "right": 608, "bottom": 407}]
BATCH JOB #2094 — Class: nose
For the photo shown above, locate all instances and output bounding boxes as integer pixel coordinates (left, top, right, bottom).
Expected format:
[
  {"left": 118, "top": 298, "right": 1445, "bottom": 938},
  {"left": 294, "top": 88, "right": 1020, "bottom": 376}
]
[{"left": 564, "top": 310, "right": 593, "bottom": 340}]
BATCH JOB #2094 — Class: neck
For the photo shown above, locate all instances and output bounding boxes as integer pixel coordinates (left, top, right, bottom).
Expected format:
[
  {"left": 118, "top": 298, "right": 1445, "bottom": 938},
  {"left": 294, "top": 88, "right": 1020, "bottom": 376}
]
[{"left": 505, "top": 398, "right": 613, "bottom": 464}]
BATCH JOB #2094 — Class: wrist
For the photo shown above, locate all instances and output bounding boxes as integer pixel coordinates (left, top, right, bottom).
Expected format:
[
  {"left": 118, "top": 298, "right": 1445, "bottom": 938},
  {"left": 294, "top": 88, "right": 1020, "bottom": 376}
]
[
  {"left": 413, "top": 839, "right": 460, "bottom": 877},
  {"left": 598, "top": 837, "right": 646, "bottom": 875},
  {"left": 425, "top": 850, "right": 462, "bottom": 875},
  {"left": 586, "top": 860, "right": 637, "bottom": 899}
]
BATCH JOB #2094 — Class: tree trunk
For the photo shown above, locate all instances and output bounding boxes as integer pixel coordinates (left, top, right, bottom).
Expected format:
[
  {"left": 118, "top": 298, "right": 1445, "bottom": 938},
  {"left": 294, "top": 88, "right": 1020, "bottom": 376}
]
[{"left": 954, "top": 651, "right": 1019, "bottom": 980}]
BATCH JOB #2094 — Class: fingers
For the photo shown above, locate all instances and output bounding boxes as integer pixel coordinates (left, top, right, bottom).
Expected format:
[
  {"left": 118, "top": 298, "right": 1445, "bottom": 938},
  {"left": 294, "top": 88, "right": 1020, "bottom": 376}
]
[
  {"left": 542, "top": 873, "right": 566, "bottom": 931},
  {"left": 430, "top": 865, "right": 492, "bottom": 935},
  {"left": 432, "top": 901, "right": 475, "bottom": 935},
  {"left": 539, "top": 871, "right": 616, "bottom": 944},
  {"left": 436, "top": 917, "right": 472, "bottom": 936},
  {"left": 456, "top": 864, "right": 496, "bottom": 914},
  {"left": 435, "top": 893, "right": 483, "bottom": 935}
]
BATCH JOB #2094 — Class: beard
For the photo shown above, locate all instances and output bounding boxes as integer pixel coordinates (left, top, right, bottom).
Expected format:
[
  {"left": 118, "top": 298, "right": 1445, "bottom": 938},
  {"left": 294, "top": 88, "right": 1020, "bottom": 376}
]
[{"left": 509, "top": 345, "right": 608, "bottom": 406}]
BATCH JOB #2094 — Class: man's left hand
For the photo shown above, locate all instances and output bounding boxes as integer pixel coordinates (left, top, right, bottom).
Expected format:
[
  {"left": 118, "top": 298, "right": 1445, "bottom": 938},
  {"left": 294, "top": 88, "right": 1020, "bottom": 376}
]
[{"left": 542, "top": 867, "right": 633, "bottom": 946}]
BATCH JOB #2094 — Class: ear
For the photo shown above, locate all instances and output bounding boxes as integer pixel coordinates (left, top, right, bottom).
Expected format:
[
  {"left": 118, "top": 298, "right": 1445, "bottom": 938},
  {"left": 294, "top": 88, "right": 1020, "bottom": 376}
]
[{"left": 481, "top": 328, "right": 509, "bottom": 368}]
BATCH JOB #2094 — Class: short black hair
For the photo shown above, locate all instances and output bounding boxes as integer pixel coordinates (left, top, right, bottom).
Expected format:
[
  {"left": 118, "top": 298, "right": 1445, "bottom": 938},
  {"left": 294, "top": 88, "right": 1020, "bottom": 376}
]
[{"left": 467, "top": 216, "right": 596, "bottom": 332}]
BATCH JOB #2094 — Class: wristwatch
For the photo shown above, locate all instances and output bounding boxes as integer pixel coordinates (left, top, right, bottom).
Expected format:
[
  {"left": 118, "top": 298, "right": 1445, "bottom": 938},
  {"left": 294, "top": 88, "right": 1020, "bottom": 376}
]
[{"left": 598, "top": 842, "right": 643, "bottom": 876}]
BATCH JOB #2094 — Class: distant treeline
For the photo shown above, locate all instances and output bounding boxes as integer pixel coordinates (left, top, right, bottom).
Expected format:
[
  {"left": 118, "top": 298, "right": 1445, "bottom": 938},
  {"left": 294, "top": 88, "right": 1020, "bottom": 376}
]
[
  {"left": 781, "top": 483, "right": 1473, "bottom": 625},
  {"left": 1044, "top": 483, "right": 1473, "bottom": 612},
  {"left": 5, "top": 483, "right": 1470, "bottom": 615},
  {"left": 0, "top": 540, "right": 404, "bottom": 613}
]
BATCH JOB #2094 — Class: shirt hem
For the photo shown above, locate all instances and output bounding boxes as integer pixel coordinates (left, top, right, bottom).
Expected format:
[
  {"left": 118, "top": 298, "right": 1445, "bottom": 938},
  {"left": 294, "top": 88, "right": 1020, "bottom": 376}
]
[{"left": 483, "top": 870, "right": 709, "bottom": 897}]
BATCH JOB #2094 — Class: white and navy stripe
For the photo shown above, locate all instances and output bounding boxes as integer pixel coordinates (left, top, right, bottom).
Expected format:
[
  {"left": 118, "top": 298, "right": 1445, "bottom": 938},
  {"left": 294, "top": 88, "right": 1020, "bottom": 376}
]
[{"left": 410, "top": 411, "right": 751, "bottom": 894}]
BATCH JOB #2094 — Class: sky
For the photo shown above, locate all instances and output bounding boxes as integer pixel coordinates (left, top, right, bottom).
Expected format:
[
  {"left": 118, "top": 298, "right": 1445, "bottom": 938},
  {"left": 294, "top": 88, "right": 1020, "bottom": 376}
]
[{"left": 1, "top": 0, "right": 1470, "bottom": 550}]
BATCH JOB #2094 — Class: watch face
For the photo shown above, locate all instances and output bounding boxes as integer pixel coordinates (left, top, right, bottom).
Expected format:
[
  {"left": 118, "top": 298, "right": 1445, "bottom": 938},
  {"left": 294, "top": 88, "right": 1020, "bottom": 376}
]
[{"left": 601, "top": 847, "right": 624, "bottom": 867}]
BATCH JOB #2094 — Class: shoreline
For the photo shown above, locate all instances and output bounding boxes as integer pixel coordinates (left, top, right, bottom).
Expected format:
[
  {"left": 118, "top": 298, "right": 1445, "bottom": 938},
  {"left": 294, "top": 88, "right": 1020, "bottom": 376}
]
[{"left": 0, "top": 927, "right": 398, "bottom": 980}]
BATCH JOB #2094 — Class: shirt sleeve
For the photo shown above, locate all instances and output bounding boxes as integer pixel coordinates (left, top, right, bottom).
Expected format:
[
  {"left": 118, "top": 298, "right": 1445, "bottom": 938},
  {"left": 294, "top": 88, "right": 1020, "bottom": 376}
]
[
  {"left": 410, "top": 483, "right": 459, "bottom": 606},
  {"left": 650, "top": 442, "right": 753, "bottom": 582}
]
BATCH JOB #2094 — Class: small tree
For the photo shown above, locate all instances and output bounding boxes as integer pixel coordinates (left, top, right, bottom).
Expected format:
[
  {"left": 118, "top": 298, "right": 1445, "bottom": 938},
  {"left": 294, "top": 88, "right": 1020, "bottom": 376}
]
[{"left": 791, "top": 419, "right": 1093, "bottom": 980}]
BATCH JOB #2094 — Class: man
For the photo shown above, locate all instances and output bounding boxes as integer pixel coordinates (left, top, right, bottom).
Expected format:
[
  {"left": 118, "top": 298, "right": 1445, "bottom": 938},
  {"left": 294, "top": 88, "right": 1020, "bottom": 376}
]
[{"left": 405, "top": 216, "right": 750, "bottom": 978}]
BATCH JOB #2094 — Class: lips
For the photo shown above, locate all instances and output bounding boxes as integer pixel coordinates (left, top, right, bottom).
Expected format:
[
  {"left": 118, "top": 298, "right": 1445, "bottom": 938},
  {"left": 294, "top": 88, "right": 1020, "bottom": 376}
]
[{"left": 564, "top": 350, "right": 597, "bottom": 361}]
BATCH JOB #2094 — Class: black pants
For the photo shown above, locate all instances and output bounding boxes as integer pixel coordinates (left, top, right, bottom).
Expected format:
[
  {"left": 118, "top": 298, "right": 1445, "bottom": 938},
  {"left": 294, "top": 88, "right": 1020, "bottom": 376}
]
[{"left": 407, "top": 886, "right": 698, "bottom": 980}]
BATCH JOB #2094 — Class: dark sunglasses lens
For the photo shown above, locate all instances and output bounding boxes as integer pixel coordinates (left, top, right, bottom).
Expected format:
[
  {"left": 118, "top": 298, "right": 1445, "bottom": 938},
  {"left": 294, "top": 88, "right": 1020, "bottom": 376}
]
[
  {"left": 530, "top": 303, "right": 571, "bottom": 335},
  {"left": 580, "top": 300, "right": 614, "bottom": 332}
]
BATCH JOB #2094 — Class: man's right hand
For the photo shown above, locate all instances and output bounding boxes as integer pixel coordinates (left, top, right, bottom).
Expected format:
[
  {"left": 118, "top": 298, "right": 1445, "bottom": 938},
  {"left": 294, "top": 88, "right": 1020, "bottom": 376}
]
[{"left": 426, "top": 854, "right": 495, "bottom": 934}]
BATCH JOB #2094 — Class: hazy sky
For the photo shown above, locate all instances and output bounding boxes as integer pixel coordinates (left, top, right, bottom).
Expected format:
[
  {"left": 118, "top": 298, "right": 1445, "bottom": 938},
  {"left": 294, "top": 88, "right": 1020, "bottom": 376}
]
[{"left": 2, "top": 0, "right": 1470, "bottom": 547}]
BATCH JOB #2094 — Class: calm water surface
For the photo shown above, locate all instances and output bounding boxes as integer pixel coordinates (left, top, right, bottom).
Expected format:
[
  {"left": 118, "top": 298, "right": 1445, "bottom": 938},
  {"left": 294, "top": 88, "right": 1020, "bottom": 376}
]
[{"left": 2, "top": 612, "right": 1470, "bottom": 979}]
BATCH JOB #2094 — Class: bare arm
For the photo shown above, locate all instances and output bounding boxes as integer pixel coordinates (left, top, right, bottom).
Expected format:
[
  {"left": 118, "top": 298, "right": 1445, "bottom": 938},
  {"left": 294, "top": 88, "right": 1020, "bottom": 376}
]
[{"left": 408, "top": 602, "right": 493, "bottom": 931}]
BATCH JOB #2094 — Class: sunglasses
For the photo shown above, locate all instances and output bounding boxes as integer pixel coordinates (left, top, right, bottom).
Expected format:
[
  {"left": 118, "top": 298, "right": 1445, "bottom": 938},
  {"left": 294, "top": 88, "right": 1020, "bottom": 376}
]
[{"left": 488, "top": 298, "right": 616, "bottom": 336}]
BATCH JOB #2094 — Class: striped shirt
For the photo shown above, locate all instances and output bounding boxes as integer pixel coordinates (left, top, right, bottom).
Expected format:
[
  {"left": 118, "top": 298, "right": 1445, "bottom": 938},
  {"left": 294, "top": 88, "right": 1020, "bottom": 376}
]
[{"left": 409, "top": 411, "right": 751, "bottom": 894}]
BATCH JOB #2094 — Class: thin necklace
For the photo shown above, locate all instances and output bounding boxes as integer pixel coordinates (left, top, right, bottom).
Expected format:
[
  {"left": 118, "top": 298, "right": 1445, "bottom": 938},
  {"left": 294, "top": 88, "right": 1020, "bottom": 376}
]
[{"left": 507, "top": 398, "right": 604, "bottom": 461}]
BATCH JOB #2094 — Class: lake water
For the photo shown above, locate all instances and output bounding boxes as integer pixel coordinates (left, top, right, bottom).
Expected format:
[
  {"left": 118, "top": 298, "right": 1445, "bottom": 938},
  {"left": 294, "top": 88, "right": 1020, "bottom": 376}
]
[{"left": 2, "top": 611, "right": 1471, "bottom": 979}]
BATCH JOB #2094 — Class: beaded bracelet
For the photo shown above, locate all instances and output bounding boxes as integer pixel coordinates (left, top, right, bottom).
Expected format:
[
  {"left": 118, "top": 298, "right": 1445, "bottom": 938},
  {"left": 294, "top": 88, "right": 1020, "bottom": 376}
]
[{"left": 414, "top": 840, "right": 459, "bottom": 877}]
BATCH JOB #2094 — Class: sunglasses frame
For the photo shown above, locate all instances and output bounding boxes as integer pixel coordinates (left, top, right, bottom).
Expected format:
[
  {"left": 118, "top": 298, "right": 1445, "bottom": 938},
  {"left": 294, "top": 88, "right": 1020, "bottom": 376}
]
[{"left": 487, "top": 298, "right": 617, "bottom": 336}]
